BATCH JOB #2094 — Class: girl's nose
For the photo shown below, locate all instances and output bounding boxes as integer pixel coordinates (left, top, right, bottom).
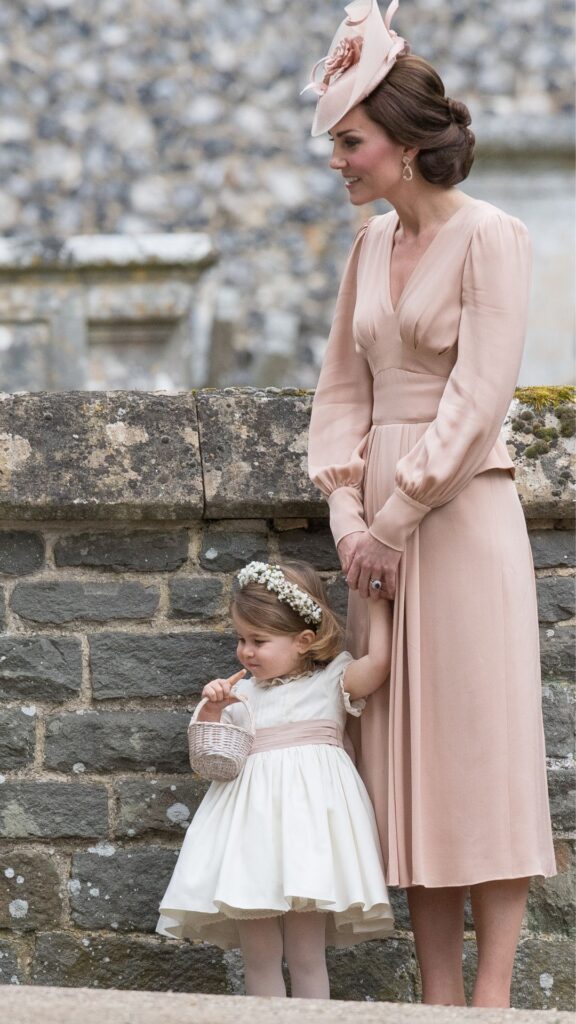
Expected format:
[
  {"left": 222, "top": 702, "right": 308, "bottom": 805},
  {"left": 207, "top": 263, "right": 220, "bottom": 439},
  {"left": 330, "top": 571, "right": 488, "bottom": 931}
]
[{"left": 330, "top": 153, "right": 347, "bottom": 170}]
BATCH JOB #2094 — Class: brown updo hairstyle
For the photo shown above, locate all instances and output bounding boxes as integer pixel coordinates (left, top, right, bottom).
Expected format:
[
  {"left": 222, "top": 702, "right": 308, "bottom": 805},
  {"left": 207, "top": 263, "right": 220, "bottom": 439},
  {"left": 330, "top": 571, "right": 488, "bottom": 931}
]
[
  {"left": 230, "top": 561, "right": 343, "bottom": 670},
  {"left": 362, "top": 54, "right": 475, "bottom": 187}
]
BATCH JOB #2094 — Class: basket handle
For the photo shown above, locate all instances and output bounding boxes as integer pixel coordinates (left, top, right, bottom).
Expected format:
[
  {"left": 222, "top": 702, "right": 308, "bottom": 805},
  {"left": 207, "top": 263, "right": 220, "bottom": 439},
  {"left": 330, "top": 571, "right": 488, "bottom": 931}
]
[{"left": 191, "top": 691, "right": 256, "bottom": 735}]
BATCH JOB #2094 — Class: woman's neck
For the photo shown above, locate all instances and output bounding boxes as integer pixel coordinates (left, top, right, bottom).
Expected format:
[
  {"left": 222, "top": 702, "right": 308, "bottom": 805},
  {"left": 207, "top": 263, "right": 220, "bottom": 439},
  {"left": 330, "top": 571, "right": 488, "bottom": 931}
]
[{"left": 390, "top": 184, "right": 473, "bottom": 240}]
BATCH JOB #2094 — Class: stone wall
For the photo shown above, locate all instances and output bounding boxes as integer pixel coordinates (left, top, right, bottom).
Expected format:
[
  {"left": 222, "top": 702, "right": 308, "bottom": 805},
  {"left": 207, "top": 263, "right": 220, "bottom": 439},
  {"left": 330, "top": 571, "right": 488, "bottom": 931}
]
[
  {"left": 0, "top": 389, "right": 574, "bottom": 1008},
  {"left": 0, "top": 0, "right": 573, "bottom": 388}
]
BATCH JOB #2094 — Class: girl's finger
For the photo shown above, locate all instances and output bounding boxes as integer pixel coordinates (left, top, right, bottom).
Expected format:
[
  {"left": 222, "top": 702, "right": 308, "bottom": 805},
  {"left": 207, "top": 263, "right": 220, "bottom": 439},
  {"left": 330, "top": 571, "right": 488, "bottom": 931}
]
[{"left": 225, "top": 668, "right": 247, "bottom": 686}]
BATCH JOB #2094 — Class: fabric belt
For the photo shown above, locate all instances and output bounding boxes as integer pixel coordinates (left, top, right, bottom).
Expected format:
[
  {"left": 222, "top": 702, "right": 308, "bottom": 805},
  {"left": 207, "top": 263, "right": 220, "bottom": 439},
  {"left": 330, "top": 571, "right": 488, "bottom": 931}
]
[{"left": 250, "top": 719, "right": 344, "bottom": 755}]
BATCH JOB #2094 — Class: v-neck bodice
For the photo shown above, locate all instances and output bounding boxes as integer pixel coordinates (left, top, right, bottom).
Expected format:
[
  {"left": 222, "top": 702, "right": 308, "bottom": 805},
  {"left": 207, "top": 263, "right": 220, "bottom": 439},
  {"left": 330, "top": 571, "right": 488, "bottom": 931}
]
[{"left": 386, "top": 203, "right": 475, "bottom": 314}]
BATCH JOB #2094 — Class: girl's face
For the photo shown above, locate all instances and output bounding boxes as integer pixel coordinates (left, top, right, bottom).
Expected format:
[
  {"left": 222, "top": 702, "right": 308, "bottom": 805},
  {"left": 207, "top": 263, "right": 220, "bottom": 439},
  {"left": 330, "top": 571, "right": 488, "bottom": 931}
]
[
  {"left": 328, "top": 104, "right": 406, "bottom": 204},
  {"left": 233, "top": 612, "right": 312, "bottom": 682}
]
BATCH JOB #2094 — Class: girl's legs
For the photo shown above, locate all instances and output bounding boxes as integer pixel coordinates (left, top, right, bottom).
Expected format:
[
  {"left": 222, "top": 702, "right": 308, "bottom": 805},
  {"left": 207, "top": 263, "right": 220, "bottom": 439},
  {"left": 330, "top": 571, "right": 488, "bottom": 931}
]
[
  {"left": 283, "top": 910, "right": 330, "bottom": 999},
  {"left": 469, "top": 877, "right": 530, "bottom": 1008},
  {"left": 407, "top": 885, "right": 467, "bottom": 1006},
  {"left": 238, "top": 917, "right": 286, "bottom": 997}
]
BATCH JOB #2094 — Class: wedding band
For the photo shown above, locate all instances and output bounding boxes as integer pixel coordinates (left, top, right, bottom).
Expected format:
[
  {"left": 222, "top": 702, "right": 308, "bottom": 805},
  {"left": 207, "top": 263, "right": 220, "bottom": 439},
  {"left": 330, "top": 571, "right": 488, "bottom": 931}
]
[{"left": 370, "top": 579, "right": 383, "bottom": 591}]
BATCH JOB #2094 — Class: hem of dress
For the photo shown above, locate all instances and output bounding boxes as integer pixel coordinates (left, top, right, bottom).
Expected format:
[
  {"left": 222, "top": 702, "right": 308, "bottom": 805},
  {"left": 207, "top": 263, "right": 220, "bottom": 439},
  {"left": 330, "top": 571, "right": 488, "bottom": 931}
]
[{"left": 388, "top": 863, "right": 557, "bottom": 889}]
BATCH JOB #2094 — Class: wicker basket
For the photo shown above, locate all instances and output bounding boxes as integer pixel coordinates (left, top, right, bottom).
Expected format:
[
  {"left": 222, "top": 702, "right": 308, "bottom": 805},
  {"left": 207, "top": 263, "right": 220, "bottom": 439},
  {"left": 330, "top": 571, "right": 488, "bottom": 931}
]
[{"left": 188, "top": 693, "right": 255, "bottom": 782}]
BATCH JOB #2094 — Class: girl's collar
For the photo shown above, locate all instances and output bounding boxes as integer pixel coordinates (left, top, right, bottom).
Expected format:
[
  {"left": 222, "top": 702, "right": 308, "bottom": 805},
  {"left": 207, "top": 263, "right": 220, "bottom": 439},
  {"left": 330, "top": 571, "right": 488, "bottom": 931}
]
[{"left": 253, "top": 668, "right": 315, "bottom": 690}]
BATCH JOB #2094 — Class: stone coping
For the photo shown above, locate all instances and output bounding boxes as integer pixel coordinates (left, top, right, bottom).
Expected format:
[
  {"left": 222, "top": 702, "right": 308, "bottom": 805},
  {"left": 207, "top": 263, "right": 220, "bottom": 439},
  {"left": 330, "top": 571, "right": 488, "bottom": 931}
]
[
  {"left": 0, "top": 388, "right": 572, "bottom": 522},
  {"left": 0, "top": 233, "right": 217, "bottom": 271},
  {"left": 2, "top": 988, "right": 573, "bottom": 1024}
]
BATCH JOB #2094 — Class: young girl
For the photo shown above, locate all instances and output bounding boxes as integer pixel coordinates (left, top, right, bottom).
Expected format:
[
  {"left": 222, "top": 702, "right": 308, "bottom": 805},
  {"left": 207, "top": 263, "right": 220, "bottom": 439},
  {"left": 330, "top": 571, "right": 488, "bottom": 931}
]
[{"left": 156, "top": 560, "right": 394, "bottom": 999}]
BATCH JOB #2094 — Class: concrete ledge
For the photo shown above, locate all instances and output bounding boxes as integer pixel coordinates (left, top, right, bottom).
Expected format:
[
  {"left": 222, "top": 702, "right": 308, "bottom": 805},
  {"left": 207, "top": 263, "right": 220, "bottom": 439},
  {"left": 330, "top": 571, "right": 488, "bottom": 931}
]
[
  {"left": 2, "top": 988, "right": 573, "bottom": 1024},
  {"left": 0, "top": 388, "right": 572, "bottom": 521}
]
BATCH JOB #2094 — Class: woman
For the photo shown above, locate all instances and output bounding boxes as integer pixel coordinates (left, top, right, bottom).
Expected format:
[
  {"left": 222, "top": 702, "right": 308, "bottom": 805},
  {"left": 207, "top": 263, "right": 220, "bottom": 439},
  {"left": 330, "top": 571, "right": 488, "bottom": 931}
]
[{"left": 305, "top": 0, "right": 556, "bottom": 1009}]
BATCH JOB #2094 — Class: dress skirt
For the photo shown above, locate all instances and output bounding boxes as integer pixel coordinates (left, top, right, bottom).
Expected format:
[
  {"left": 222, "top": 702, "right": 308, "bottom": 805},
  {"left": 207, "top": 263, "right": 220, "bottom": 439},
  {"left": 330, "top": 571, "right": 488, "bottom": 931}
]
[{"left": 346, "top": 422, "right": 557, "bottom": 889}]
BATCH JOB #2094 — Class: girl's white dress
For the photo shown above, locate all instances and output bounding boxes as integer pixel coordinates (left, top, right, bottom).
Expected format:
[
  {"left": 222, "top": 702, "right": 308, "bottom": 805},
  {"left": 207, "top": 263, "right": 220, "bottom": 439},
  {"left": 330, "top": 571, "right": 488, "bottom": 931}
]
[{"left": 156, "top": 652, "right": 393, "bottom": 949}]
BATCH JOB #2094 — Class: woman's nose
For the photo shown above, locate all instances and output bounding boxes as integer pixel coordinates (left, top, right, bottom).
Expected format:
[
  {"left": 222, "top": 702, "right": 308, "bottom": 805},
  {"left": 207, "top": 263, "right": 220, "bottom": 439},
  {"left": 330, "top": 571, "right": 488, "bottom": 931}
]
[{"left": 330, "top": 152, "right": 347, "bottom": 170}]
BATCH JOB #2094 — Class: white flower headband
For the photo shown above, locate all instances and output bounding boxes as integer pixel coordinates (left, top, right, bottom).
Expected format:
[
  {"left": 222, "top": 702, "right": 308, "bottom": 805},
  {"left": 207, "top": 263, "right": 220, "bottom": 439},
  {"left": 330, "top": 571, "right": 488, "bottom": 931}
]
[{"left": 236, "top": 562, "right": 323, "bottom": 626}]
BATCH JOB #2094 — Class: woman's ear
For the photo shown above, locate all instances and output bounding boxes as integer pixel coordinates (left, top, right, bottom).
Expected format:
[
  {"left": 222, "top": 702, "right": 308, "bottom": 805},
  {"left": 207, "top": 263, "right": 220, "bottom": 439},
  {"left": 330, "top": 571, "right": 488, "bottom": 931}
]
[{"left": 295, "top": 629, "right": 316, "bottom": 654}]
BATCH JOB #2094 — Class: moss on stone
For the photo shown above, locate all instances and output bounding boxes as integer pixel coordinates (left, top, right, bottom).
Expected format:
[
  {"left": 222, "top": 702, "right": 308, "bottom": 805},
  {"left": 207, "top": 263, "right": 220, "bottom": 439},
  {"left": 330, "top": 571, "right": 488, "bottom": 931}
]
[
  {"left": 514, "top": 385, "right": 576, "bottom": 411},
  {"left": 533, "top": 426, "right": 559, "bottom": 441},
  {"left": 525, "top": 440, "right": 551, "bottom": 458}
]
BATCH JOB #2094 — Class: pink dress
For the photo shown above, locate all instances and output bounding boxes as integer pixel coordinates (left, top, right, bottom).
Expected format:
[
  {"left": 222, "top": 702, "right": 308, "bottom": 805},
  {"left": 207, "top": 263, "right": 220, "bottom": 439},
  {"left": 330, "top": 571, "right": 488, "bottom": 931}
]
[{"left": 308, "top": 199, "right": 556, "bottom": 888}]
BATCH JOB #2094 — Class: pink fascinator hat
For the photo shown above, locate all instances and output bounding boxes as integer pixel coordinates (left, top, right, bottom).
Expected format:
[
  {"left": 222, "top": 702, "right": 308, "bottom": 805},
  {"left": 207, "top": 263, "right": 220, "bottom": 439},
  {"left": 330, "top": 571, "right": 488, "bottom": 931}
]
[{"left": 302, "top": 0, "right": 409, "bottom": 136}]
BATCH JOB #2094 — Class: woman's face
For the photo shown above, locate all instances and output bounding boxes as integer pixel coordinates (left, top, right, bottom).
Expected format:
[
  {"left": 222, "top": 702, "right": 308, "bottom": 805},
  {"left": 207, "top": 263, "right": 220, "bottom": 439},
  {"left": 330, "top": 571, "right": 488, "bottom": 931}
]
[{"left": 328, "top": 105, "right": 405, "bottom": 204}]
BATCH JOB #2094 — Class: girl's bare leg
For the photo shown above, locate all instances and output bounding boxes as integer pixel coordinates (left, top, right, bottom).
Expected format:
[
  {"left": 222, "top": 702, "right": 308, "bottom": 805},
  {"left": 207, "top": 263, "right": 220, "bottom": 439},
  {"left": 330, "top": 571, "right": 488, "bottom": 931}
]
[
  {"left": 407, "top": 885, "right": 467, "bottom": 1005},
  {"left": 238, "top": 916, "right": 286, "bottom": 997},
  {"left": 470, "top": 877, "right": 530, "bottom": 1008},
  {"left": 282, "top": 910, "right": 330, "bottom": 999}
]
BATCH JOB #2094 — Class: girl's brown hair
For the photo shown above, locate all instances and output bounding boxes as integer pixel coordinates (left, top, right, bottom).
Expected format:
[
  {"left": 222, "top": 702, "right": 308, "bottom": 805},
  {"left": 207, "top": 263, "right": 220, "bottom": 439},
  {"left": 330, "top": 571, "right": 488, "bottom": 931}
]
[
  {"left": 230, "top": 561, "right": 343, "bottom": 669},
  {"left": 363, "top": 54, "right": 475, "bottom": 187}
]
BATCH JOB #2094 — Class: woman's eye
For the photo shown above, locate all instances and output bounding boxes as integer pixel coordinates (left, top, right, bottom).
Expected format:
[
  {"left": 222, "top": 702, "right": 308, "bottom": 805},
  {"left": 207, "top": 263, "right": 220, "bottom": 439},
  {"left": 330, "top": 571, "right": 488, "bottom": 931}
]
[{"left": 344, "top": 138, "right": 359, "bottom": 149}]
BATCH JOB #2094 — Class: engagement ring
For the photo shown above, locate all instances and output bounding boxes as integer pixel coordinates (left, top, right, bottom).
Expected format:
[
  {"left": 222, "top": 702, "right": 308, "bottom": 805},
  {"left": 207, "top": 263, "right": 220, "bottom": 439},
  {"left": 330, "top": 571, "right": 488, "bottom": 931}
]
[{"left": 370, "top": 579, "right": 382, "bottom": 591}]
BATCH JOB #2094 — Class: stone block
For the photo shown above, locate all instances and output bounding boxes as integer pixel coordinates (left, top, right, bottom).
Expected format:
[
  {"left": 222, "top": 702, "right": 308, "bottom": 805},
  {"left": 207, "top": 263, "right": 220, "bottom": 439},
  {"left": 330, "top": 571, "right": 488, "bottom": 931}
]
[
  {"left": 527, "top": 839, "right": 575, "bottom": 936},
  {"left": 0, "top": 709, "right": 36, "bottom": 769},
  {"left": 116, "top": 777, "right": 210, "bottom": 837},
  {"left": 509, "top": 397, "right": 575, "bottom": 521},
  {"left": 463, "top": 935, "right": 575, "bottom": 1010},
  {"left": 276, "top": 524, "right": 340, "bottom": 570},
  {"left": 169, "top": 577, "right": 224, "bottom": 619},
  {"left": 0, "top": 393, "right": 203, "bottom": 521},
  {"left": 31, "top": 932, "right": 228, "bottom": 992},
  {"left": 197, "top": 390, "right": 326, "bottom": 519},
  {"left": 547, "top": 766, "right": 575, "bottom": 832},
  {"left": 44, "top": 711, "right": 191, "bottom": 773},
  {"left": 11, "top": 580, "right": 159, "bottom": 623},
  {"left": 0, "top": 636, "right": 82, "bottom": 701},
  {"left": 540, "top": 626, "right": 575, "bottom": 681},
  {"left": 325, "top": 575, "right": 349, "bottom": 620},
  {"left": 0, "top": 782, "right": 108, "bottom": 838},
  {"left": 536, "top": 577, "right": 576, "bottom": 623},
  {"left": 513, "top": 938, "right": 575, "bottom": 1011},
  {"left": 199, "top": 529, "right": 268, "bottom": 572},
  {"left": 89, "top": 632, "right": 238, "bottom": 699},
  {"left": 326, "top": 938, "right": 418, "bottom": 1003},
  {"left": 0, "top": 849, "right": 62, "bottom": 932},
  {"left": 54, "top": 530, "right": 190, "bottom": 572},
  {"left": 0, "top": 532, "right": 45, "bottom": 575},
  {"left": 542, "top": 684, "right": 575, "bottom": 758},
  {"left": 530, "top": 530, "right": 575, "bottom": 569},
  {"left": 70, "top": 847, "right": 178, "bottom": 932},
  {"left": 0, "top": 937, "right": 22, "bottom": 985}
]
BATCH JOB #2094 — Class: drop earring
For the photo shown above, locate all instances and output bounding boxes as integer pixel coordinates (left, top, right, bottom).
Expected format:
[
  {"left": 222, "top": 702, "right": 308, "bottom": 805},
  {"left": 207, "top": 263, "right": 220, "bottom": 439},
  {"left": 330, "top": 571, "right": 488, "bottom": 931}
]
[{"left": 401, "top": 155, "right": 413, "bottom": 182}]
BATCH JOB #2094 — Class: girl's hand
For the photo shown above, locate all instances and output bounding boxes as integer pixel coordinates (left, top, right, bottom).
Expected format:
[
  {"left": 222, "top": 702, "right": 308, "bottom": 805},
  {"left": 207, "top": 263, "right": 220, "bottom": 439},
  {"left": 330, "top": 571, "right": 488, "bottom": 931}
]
[
  {"left": 337, "top": 531, "right": 366, "bottom": 574},
  {"left": 346, "top": 533, "right": 401, "bottom": 600},
  {"left": 202, "top": 669, "right": 246, "bottom": 702}
]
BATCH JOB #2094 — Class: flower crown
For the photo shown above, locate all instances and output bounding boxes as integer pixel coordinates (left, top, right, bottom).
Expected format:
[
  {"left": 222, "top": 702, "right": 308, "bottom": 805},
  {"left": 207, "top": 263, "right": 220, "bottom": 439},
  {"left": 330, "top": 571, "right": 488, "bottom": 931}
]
[{"left": 236, "top": 562, "right": 323, "bottom": 626}]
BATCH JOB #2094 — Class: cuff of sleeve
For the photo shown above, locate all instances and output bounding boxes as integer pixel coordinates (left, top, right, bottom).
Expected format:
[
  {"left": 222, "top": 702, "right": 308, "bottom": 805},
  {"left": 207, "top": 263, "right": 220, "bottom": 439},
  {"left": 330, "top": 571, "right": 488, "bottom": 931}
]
[
  {"left": 327, "top": 487, "right": 368, "bottom": 549},
  {"left": 369, "top": 487, "right": 430, "bottom": 552}
]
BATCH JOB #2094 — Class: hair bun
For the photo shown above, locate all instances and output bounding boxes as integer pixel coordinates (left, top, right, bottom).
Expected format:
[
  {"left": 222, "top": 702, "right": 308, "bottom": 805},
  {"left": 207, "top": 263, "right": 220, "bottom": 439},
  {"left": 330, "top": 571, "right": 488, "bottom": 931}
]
[{"left": 447, "top": 97, "right": 472, "bottom": 128}]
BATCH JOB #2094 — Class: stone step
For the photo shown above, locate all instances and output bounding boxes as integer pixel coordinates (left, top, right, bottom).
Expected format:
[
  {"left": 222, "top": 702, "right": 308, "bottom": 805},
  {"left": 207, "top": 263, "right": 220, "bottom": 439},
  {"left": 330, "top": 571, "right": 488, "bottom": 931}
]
[{"left": 2, "top": 987, "right": 573, "bottom": 1024}]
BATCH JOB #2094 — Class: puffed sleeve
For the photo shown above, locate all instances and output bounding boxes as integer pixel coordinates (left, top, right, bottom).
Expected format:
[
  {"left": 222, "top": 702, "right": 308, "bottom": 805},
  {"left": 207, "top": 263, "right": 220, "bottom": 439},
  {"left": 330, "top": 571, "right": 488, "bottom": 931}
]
[
  {"left": 308, "top": 223, "right": 374, "bottom": 548},
  {"left": 369, "top": 212, "right": 531, "bottom": 552}
]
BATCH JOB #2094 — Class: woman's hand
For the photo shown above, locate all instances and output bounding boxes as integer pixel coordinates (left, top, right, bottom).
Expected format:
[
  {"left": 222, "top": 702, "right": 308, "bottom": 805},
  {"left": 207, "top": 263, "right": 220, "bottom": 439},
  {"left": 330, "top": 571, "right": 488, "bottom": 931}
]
[
  {"left": 202, "top": 668, "right": 246, "bottom": 702},
  {"left": 346, "top": 532, "right": 401, "bottom": 600},
  {"left": 337, "top": 531, "right": 366, "bottom": 574}
]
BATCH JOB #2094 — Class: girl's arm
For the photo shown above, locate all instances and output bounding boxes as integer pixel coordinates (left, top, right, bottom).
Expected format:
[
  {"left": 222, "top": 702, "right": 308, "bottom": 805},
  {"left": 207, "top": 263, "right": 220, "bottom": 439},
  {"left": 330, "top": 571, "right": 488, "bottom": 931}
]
[{"left": 343, "top": 599, "right": 393, "bottom": 700}]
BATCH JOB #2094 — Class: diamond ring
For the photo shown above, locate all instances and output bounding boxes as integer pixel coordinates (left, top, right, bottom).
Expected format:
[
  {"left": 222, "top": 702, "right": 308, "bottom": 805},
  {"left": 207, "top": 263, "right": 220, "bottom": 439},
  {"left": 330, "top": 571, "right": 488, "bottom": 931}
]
[{"left": 370, "top": 579, "right": 383, "bottom": 591}]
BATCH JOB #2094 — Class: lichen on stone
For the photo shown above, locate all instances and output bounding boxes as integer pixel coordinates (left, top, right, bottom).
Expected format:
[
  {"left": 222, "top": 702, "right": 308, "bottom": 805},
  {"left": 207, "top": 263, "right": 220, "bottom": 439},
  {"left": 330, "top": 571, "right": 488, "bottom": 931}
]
[{"left": 514, "top": 385, "right": 575, "bottom": 411}]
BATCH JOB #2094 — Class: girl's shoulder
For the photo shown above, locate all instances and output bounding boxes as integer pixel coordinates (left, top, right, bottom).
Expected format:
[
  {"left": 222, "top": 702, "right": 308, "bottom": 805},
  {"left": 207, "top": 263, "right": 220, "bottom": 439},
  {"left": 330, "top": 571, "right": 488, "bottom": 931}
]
[{"left": 314, "top": 650, "right": 354, "bottom": 685}]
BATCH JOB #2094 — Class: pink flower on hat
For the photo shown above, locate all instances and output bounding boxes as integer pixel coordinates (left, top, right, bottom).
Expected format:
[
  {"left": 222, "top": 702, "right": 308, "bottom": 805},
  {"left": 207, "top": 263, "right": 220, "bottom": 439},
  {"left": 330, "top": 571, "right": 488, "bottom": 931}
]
[{"left": 323, "top": 36, "right": 363, "bottom": 85}]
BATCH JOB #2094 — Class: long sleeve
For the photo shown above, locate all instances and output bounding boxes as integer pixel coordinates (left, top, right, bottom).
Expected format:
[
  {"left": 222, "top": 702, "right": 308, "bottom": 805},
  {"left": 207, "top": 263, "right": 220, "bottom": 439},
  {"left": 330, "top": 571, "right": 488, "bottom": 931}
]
[
  {"left": 308, "top": 223, "right": 374, "bottom": 548},
  {"left": 369, "top": 212, "right": 531, "bottom": 552}
]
